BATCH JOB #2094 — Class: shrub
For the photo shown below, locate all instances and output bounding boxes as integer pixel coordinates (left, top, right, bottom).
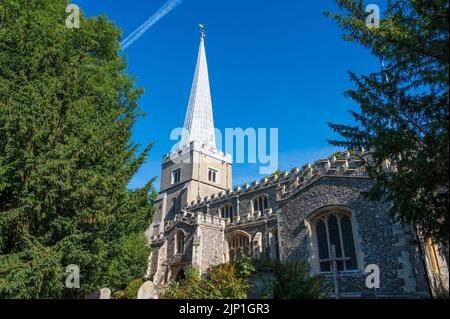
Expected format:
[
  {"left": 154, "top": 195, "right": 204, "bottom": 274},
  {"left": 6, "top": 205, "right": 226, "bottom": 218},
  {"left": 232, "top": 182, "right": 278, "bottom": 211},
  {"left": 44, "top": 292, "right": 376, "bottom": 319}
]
[
  {"left": 235, "top": 253, "right": 256, "bottom": 279},
  {"left": 162, "top": 267, "right": 206, "bottom": 299},
  {"left": 162, "top": 258, "right": 329, "bottom": 299},
  {"left": 114, "top": 278, "right": 144, "bottom": 299},
  {"left": 162, "top": 263, "right": 250, "bottom": 299},
  {"left": 271, "top": 261, "right": 330, "bottom": 299},
  {"left": 203, "top": 263, "right": 250, "bottom": 299}
]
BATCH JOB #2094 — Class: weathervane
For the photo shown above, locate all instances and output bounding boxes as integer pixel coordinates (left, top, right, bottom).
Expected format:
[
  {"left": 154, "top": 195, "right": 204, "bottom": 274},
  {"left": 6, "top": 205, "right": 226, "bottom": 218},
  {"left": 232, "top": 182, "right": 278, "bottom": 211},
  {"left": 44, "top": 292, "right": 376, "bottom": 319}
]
[{"left": 199, "top": 24, "right": 205, "bottom": 40}]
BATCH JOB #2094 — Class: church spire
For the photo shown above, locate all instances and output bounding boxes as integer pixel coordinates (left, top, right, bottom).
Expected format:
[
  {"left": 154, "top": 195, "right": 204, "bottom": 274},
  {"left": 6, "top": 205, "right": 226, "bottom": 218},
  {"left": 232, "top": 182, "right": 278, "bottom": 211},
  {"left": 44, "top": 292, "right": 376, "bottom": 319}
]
[{"left": 180, "top": 25, "right": 216, "bottom": 150}]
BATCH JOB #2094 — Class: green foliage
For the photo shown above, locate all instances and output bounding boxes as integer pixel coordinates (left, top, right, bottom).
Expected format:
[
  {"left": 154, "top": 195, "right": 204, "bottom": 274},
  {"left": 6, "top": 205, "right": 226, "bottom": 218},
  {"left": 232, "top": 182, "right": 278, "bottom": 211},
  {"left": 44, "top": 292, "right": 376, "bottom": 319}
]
[
  {"left": 162, "top": 259, "right": 329, "bottom": 299},
  {"left": 203, "top": 263, "right": 250, "bottom": 299},
  {"left": 235, "top": 253, "right": 256, "bottom": 279},
  {"left": 0, "top": 0, "right": 155, "bottom": 298},
  {"left": 332, "top": 151, "right": 342, "bottom": 159},
  {"left": 162, "top": 264, "right": 250, "bottom": 299},
  {"left": 104, "top": 232, "right": 150, "bottom": 291},
  {"left": 114, "top": 278, "right": 143, "bottom": 299},
  {"left": 271, "top": 261, "right": 330, "bottom": 299},
  {"left": 325, "top": 0, "right": 449, "bottom": 245},
  {"left": 162, "top": 267, "right": 206, "bottom": 299}
]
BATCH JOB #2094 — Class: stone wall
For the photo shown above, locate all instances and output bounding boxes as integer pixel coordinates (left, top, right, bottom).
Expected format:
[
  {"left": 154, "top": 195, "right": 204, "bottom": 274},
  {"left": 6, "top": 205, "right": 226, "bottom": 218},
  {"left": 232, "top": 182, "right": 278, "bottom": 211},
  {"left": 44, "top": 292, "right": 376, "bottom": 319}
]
[
  {"left": 278, "top": 175, "right": 430, "bottom": 298},
  {"left": 199, "top": 224, "right": 225, "bottom": 271},
  {"left": 165, "top": 222, "right": 196, "bottom": 266}
]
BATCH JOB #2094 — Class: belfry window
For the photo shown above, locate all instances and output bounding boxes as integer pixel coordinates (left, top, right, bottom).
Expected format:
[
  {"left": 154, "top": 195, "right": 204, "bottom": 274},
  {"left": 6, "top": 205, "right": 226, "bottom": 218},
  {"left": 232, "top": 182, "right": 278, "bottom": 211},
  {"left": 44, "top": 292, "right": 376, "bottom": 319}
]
[
  {"left": 253, "top": 195, "right": 269, "bottom": 214},
  {"left": 176, "top": 230, "right": 185, "bottom": 254},
  {"left": 314, "top": 212, "right": 357, "bottom": 272},
  {"left": 221, "top": 204, "right": 234, "bottom": 219},
  {"left": 208, "top": 167, "right": 218, "bottom": 183},
  {"left": 228, "top": 233, "right": 250, "bottom": 262},
  {"left": 171, "top": 168, "right": 181, "bottom": 185}
]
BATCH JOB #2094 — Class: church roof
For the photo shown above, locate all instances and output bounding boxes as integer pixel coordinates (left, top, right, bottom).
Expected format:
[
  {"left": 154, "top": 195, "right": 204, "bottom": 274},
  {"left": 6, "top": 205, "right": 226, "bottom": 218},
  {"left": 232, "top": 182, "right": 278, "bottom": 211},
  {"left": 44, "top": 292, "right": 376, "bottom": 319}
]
[{"left": 180, "top": 25, "right": 216, "bottom": 150}]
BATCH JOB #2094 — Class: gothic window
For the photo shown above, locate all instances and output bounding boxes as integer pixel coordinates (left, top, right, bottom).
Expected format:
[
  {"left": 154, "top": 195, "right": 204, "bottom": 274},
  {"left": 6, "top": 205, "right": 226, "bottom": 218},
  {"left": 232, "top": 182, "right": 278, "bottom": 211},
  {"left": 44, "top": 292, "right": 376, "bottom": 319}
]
[
  {"left": 314, "top": 212, "right": 357, "bottom": 272},
  {"left": 208, "top": 167, "right": 219, "bottom": 183},
  {"left": 252, "top": 195, "right": 269, "bottom": 214},
  {"left": 221, "top": 204, "right": 234, "bottom": 219},
  {"left": 176, "top": 230, "right": 185, "bottom": 254},
  {"left": 171, "top": 168, "right": 181, "bottom": 185},
  {"left": 228, "top": 233, "right": 250, "bottom": 262}
]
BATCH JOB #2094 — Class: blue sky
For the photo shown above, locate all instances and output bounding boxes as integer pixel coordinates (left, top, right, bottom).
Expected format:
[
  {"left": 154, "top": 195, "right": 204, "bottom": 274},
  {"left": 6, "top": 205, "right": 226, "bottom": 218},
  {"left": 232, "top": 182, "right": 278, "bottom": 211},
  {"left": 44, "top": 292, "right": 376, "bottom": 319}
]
[{"left": 77, "top": 0, "right": 381, "bottom": 191}]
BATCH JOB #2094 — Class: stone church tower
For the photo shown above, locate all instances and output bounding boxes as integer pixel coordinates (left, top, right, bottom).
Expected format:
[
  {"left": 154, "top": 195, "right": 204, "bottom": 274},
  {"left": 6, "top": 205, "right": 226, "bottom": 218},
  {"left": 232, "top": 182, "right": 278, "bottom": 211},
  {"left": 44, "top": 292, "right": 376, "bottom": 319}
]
[{"left": 147, "top": 26, "right": 232, "bottom": 285}]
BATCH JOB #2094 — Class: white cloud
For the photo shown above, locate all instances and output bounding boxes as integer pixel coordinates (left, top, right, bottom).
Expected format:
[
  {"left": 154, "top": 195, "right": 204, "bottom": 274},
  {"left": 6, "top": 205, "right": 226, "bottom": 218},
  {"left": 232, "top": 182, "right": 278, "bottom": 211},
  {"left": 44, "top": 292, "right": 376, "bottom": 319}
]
[{"left": 121, "top": 0, "right": 184, "bottom": 50}]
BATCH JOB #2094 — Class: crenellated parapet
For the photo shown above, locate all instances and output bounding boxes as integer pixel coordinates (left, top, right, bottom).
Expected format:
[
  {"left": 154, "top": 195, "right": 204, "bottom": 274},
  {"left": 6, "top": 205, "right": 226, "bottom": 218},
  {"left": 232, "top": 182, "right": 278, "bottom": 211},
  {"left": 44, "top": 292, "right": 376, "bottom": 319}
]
[
  {"left": 162, "top": 210, "right": 225, "bottom": 233},
  {"left": 184, "top": 149, "right": 371, "bottom": 210},
  {"left": 185, "top": 172, "right": 280, "bottom": 210},
  {"left": 277, "top": 149, "right": 371, "bottom": 200}
]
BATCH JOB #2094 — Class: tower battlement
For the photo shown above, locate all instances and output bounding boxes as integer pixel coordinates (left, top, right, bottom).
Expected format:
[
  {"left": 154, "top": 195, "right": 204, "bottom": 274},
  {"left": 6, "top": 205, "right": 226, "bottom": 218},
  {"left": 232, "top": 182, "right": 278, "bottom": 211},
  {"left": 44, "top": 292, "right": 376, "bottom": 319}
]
[{"left": 185, "top": 149, "right": 371, "bottom": 209}]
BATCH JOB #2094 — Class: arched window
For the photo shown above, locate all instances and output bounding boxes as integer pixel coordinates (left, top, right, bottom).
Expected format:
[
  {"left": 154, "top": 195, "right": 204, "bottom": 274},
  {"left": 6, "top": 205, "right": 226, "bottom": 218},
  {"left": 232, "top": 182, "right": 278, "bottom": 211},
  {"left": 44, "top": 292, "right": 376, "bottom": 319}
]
[
  {"left": 221, "top": 204, "right": 234, "bottom": 219},
  {"left": 228, "top": 233, "right": 250, "bottom": 262},
  {"left": 176, "top": 230, "right": 185, "bottom": 254},
  {"left": 314, "top": 212, "right": 357, "bottom": 272},
  {"left": 253, "top": 195, "right": 269, "bottom": 215}
]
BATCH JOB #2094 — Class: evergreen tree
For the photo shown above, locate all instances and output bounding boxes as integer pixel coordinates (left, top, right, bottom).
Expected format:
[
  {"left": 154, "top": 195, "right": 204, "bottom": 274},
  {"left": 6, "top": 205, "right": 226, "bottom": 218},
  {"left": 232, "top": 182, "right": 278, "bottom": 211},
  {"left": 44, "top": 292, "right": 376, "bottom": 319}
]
[
  {"left": 325, "top": 0, "right": 449, "bottom": 245},
  {"left": 0, "top": 0, "right": 155, "bottom": 298}
]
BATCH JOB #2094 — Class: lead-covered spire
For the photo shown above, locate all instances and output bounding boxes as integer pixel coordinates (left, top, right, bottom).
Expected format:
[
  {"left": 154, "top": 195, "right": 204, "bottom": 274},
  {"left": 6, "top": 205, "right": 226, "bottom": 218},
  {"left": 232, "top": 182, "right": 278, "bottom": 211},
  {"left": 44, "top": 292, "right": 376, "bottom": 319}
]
[{"left": 180, "top": 25, "right": 216, "bottom": 150}]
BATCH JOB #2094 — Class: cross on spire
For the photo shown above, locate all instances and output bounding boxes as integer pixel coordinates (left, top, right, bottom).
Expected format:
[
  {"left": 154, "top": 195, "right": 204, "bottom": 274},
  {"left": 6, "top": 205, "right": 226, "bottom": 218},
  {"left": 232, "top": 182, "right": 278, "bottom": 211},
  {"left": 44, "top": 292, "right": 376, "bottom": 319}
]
[{"left": 199, "top": 24, "right": 205, "bottom": 40}]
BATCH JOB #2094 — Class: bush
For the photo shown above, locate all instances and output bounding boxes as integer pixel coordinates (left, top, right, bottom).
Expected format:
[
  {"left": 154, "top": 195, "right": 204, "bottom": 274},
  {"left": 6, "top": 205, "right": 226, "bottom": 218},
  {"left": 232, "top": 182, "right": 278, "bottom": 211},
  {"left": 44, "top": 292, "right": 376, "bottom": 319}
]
[
  {"left": 203, "top": 263, "right": 250, "bottom": 299},
  {"left": 114, "top": 278, "right": 144, "bottom": 299},
  {"left": 104, "top": 232, "right": 150, "bottom": 291},
  {"left": 162, "top": 267, "right": 206, "bottom": 299},
  {"left": 235, "top": 253, "right": 256, "bottom": 279},
  {"left": 162, "top": 263, "right": 250, "bottom": 299},
  {"left": 271, "top": 261, "right": 330, "bottom": 299},
  {"left": 162, "top": 258, "right": 329, "bottom": 299}
]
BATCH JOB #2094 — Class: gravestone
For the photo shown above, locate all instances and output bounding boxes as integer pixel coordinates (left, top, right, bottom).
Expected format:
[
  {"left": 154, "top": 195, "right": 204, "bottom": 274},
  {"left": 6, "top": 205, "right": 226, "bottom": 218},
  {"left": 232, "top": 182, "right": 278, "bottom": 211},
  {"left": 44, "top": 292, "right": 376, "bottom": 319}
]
[
  {"left": 100, "top": 288, "right": 111, "bottom": 299},
  {"left": 137, "top": 281, "right": 156, "bottom": 299}
]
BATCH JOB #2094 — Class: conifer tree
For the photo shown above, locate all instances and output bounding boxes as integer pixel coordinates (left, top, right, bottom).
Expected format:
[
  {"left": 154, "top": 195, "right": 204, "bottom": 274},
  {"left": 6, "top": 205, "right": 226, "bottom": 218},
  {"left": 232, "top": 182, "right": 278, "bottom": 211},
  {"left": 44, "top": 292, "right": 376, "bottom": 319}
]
[
  {"left": 325, "top": 0, "right": 449, "bottom": 245},
  {"left": 0, "top": 0, "right": 155, "bottom": 298}
]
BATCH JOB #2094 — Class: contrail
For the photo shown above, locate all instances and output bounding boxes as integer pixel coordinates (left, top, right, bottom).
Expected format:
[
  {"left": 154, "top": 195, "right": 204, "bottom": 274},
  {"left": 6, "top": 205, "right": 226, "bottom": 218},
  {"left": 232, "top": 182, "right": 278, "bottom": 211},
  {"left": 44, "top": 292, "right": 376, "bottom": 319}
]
[{"left": 121, "top": 0, "right": 183, "bottom": 50}]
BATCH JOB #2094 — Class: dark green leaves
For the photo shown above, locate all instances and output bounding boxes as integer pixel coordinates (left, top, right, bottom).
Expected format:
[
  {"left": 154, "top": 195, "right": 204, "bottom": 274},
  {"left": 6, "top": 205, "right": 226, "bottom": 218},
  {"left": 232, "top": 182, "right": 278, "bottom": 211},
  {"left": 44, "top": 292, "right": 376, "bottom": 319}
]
[
  {"left": 0, "top": 0, "right": 155, "bottom": 298},
  {"left": 326, "top": 0, "right": 449, "bottom": 245}
]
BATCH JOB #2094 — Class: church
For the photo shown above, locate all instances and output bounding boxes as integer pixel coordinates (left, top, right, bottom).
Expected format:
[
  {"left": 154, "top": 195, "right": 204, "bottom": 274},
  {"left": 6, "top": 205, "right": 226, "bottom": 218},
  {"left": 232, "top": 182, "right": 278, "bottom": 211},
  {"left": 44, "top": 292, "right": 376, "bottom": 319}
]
[{"left": 146, "top": 27, "right": 448, "bottom": 298}]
